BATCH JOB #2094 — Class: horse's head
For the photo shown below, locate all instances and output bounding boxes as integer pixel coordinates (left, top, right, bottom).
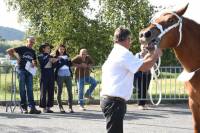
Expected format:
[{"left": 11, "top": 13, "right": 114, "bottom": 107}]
[{"left": 139, "top": 4, "right": 189, "bottom": 49}]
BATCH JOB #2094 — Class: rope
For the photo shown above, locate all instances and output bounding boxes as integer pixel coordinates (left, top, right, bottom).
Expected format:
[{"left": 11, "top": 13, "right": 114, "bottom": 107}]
[
  {"left": 149, "top": 57, "right": 162, "bottom": 106},
  {"left": 149, "top": 45, "right": 162, "bottom": 106}
]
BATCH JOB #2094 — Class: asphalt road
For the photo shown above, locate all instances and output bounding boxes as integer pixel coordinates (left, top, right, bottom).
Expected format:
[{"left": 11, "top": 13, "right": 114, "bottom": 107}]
[{"left": 0, "top": 104, "right": 193, "bottom": 133}]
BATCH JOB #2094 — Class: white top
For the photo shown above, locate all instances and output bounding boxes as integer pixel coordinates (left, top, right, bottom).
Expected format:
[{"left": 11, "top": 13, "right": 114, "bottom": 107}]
[
  {"left": 100, "top": 43, "right": 143, "bottom": 101},
  {"left": 60, "top": 65, "right": 69, "bottom": 70},
  {"left": 59, "top": 55, "right": 68, "bottom": 60},
  {"left": 59, "top": 55, "right": 69, "bottom": 70}
]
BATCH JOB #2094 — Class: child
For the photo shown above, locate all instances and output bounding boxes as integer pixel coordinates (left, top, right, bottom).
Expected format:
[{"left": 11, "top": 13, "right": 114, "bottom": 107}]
[
  {"left": 38, "top": 43, "right": 57, "bottom": 113},
  {"left": 55, "top": 44, "right": 74, "bottom": 113}
]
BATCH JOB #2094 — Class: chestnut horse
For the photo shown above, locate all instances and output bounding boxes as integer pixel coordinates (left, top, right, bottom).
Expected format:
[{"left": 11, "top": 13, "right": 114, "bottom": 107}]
[{"left": 139, "top": 4, "right": 200, "bottom": 133}]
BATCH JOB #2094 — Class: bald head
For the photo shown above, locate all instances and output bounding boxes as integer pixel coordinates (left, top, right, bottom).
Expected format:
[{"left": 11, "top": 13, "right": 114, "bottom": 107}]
[
  {"left": 79, "top": 48, "right": 88, "bottom": 59},
  {"left": 80, "top": 49, "right": 87, "bottom": 55},
  {"left": 26, "top": 36, "right": 35, "bottom": 48}
]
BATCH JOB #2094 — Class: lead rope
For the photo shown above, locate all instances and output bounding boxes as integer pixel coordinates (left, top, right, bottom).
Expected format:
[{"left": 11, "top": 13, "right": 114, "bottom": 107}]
[{"left": 149, "top": 46, "right": 162, "bottom": 106}]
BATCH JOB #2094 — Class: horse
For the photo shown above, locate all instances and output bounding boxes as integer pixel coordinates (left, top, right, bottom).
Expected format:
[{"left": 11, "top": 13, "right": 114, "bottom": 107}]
[{"left": 139, "top": 4, "right": 200, "bottom": 133}]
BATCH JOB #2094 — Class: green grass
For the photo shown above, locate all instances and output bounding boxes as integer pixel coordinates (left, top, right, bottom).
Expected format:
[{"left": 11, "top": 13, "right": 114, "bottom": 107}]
[{"left": 131, "top": 78, "right": 188, "bottom": 100}]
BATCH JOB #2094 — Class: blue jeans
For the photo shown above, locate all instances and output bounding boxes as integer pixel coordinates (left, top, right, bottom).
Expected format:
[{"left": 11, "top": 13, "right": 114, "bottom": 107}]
[
  {"left": 77, "top": 76, "right": 97, "bottom": 106},
  {"left": 17, "top": 69, "right": 35, "bottom": 109}
]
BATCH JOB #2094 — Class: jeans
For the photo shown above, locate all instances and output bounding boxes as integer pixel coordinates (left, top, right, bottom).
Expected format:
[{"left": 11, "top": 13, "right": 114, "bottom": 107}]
[
  {"left": 17, "top": 69, "right": 35, "bottom": 109},
  {"left": 57, "top": 76, "right": 73, "bottom": 108},
  {"left": 77, "top": 76, "right": 97, "bottom": 106},
  {"left": 100, "top": 97, "right": 126, "bottom": 133}
]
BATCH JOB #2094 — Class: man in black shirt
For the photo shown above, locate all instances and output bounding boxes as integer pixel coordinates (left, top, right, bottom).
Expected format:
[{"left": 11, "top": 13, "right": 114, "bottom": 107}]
[{"left": 7, "top": 36, "right": 41, "bottom": 114}]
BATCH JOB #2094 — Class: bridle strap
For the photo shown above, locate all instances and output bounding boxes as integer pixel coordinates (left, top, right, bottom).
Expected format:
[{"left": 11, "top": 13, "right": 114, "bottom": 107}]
[{"left": 151, "top": 12, "right": 183, "bottom": 47}]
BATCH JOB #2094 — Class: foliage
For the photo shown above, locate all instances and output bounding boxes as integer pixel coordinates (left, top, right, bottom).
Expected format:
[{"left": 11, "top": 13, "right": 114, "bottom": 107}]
[
  {"left": 100, "top": 0, "right": 154, "bottom": 53},
  {"left": 161, "top": 49, "right": 180, "bottom": 66},
  {"left": 0, "top": 63, "right": 12, "bottom": 73},
  {"left": 0, "top": 37, "right": 23, "bottom": 57},
  {"left": 0, "top": 37, "right": 11, "bottom": 57},
  {"left": 5, "top": 0, "right": 179, "bottom": 65},
  {"left": 6, "top": 0, "right": 112, "bottom": 64},
  {"left": 0, "top": 44, "right": 11, "bottom": 56}
]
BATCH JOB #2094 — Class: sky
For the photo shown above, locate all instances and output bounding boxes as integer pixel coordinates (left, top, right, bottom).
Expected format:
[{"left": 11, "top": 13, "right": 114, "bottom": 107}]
[
  {"left": 0, "top": 0, "right": 26, "bottom": 31},
  {"left": 0, "top": 0, "right": 199, "bottom": 32}
]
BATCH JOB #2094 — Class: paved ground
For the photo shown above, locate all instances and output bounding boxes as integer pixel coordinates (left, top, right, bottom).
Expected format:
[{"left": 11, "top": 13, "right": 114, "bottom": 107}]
[{"left": 0, "top": 104, "right": 193, "bottom": 133}]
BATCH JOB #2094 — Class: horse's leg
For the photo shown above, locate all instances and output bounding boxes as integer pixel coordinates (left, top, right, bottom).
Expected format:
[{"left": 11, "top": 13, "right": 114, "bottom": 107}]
[{"left": 188, "top": 96, "right": 200, "bottom": 133}]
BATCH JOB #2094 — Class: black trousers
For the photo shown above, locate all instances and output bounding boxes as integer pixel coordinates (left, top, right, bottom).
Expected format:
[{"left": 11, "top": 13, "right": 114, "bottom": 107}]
[
  {"left": 56, "top": 76, "right": 73, "bottom": 108},
  {"left": 100, "top": 97, "right": 126, "bottom": 133},
  {"left": 134, "top": 71, "right": 151, "bottom": 106},
  {"left": 39, "top": 69, "right": 54, "bottom": 108}
]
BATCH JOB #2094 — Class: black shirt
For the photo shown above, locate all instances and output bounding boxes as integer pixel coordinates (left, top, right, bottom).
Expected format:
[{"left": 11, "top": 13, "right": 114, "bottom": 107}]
[{"left": 14, "top": 46, "right": 36, "bottom": 70}]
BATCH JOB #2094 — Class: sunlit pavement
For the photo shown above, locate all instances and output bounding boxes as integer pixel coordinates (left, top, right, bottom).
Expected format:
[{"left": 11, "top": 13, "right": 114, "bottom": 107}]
[{"left": 0, "top": 104, "right": 192, "bottom": 133}]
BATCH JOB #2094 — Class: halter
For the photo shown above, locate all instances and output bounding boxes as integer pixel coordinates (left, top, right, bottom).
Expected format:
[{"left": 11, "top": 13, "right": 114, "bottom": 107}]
[{"left": 151, "top": 12, "right": 183, "bottom": 47}]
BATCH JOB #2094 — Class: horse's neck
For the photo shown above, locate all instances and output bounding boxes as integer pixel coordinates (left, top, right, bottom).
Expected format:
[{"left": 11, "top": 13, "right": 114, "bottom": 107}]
[{"left": 173, "top": 18, "right": 200, "bottom": 72}]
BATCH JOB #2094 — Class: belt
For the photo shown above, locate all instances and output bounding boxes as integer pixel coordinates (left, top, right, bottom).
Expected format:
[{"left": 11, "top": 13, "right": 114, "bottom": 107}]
[{"left": 102, "top": 95, "right": 125, "bottom": 102}]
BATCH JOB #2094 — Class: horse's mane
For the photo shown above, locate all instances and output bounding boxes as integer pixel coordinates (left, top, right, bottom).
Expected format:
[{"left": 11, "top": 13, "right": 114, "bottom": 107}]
[
  {"left": 183, "top": 16, "right": 200, "bottom": 31},
  {"left": 174, "top": 16, "right": 200, "bottom": 72}
]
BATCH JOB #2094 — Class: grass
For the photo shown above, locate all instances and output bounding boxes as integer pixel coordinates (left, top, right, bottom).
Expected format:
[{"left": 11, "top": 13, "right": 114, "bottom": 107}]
[{"left": 0, "top": 68, "right": 188, "bottom": 102}]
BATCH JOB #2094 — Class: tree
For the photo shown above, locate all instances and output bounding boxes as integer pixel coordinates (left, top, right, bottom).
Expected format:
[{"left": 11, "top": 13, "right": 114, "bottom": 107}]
[
  {"left": 99, "top": 0, "right": 179, "bottom": 66},
  {"left": 99, "top": 0, "right": 154, "bottom": 53},
  {"left": 0, "top": 36, "right": 10, "bottom": 57},
  {"left": 6, "top": 0, "right": 112, "bottom": 64},
  {"left": 7, "top": 0, "right": 179, "bottom": 66}
]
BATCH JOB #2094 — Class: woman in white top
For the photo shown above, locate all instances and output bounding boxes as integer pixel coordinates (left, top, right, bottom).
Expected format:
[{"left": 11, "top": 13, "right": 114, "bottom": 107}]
[{"left": 55, "top": 44, "right": 74, "bottom": 113}]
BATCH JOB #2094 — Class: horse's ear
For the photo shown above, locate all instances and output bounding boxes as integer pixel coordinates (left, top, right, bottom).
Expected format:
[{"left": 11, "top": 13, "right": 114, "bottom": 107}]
[{"left": 175, "top": 3, "right": 189, "bottom": 16}]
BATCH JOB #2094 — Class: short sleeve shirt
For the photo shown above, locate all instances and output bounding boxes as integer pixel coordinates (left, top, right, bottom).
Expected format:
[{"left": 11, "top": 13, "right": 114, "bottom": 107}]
[
  {"left": 100, "top": 43, "right": 143, "bottom": 101},
  {"left": 14, "top": 46, "right": 36, "bottom": 70}
]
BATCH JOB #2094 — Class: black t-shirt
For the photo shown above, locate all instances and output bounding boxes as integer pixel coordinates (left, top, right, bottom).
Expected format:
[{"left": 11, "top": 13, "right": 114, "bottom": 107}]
[{"left": 14, "top": 46, "right": 36, "bottom": 70}]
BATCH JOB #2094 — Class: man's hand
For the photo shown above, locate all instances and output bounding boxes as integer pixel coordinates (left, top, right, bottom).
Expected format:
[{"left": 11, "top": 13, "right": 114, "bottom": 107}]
[
  {"left": 32, "top": 60, "right": 37, "bottom": 67},
  {"left": 81, "top": 63, "right": 88, "bottom": 68}
]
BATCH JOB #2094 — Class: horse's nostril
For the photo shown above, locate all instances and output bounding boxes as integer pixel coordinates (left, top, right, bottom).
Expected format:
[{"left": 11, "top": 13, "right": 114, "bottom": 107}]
[
  {"left": 139, "top": 32, "right": 144, "bottom": 38},
  {"left": 144, "top": 31, "right": 151, "bottom": 38}
]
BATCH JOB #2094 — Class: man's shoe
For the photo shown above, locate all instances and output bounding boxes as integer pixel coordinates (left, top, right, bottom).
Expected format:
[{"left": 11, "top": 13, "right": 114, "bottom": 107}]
[
  {"left": 46, "top": 109, "right": 54, "bottom": 113},
  {"left": 29, "top": 108, "right": 41, "bottom": 114},
  {"left": 68, "top": 108, "right": 74, "bottom": 113},
  {"left": 59, "top": 106, "right": 65, "bottom": 113},
  {"left": 84, "top": 95, "right": 94, "bottom": 100},
  {"left": 22, "top": 108, "right": 28, "bottom": 114},
  {"left": 21, "top": 105, "right": 28, "bottom": 114}
]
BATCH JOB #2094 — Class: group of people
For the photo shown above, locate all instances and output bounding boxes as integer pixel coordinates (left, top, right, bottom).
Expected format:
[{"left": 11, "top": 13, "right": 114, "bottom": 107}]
[
  {"left": 6, "top": 26, "right": 162, "bottom": 133},
  {"left": 7, "top": 37, "right": 97, "bottom": 114}
]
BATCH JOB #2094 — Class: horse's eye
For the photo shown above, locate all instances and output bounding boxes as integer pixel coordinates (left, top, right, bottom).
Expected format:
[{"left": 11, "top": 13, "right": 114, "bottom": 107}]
[{"left": 169, "top": 19, "right": 174, "bottom": 23}]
